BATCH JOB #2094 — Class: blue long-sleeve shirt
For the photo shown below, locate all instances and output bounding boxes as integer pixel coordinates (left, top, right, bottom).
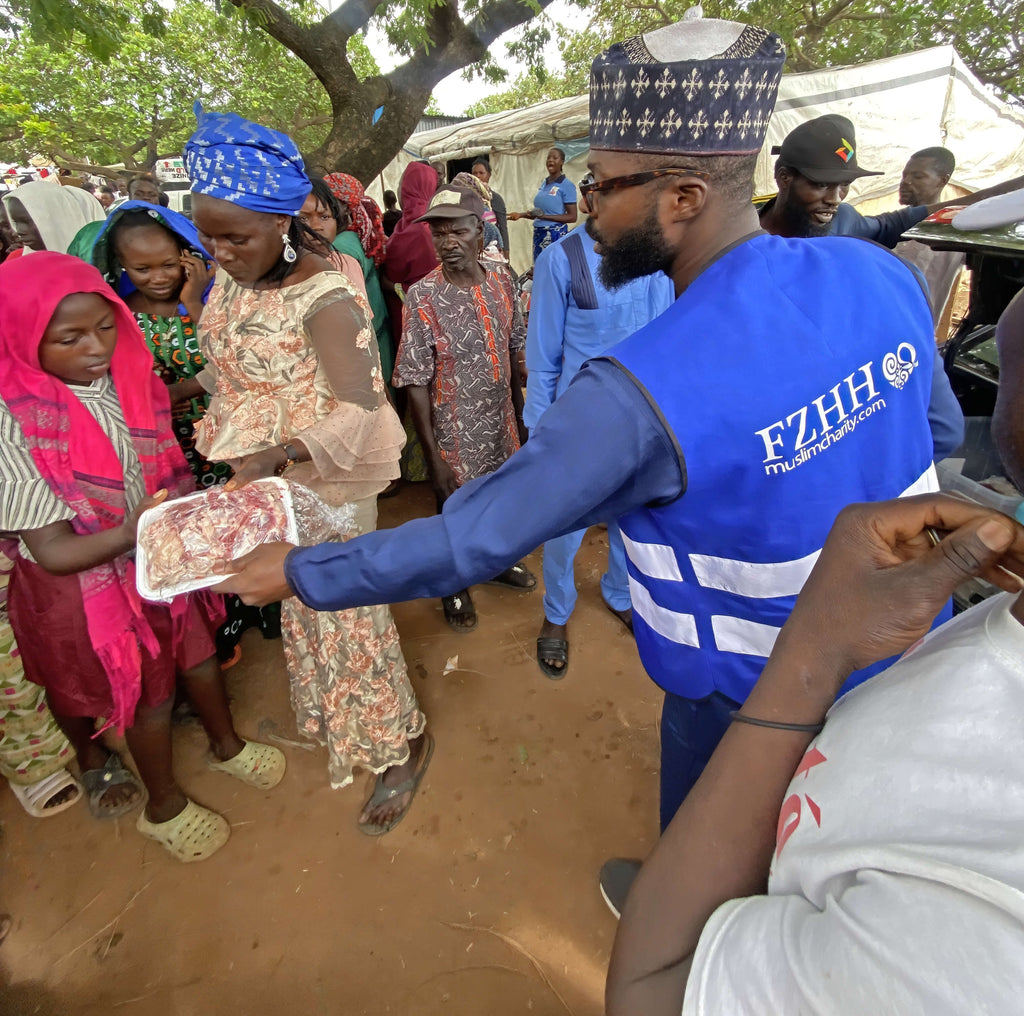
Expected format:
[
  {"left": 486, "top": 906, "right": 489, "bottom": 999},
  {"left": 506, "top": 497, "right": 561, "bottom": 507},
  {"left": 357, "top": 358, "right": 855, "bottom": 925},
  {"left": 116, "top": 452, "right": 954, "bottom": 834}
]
[
  {"left": 927, "top": 352, "right": 964, "bottom": 456},
  {"left": 758, "top": 199, "right": 930, "bottom": 250},
  {"left": 287, "top": 362, "right": 681, "bottom": 610},
  {"left": 831, "top": 202, "right": 930, "bottom": 249},
  {"left": 523, "top": 229, "right": 675, "bottom": 430},
  {"left": 285, "top": 348, "right": 961, "bottom": 612}
]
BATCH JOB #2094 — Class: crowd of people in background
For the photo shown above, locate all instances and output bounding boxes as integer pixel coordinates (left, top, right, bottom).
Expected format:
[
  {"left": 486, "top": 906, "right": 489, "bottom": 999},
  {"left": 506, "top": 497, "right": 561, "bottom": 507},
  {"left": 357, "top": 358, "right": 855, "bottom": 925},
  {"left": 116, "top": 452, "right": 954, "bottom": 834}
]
[{"left": 4, "top": 8, "right": 1024, "bottom": 1011}]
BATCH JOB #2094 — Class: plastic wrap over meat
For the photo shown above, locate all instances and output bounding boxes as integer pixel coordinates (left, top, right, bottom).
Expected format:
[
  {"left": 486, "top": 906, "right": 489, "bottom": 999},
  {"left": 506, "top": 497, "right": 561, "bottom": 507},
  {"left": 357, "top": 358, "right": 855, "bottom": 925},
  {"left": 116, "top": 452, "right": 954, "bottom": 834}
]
[
  {"left": 136, "top": 478, "right": 357, "bottom": 602},
  {"left": 286, "top": 482, "right": 358, "bottom": 547}
]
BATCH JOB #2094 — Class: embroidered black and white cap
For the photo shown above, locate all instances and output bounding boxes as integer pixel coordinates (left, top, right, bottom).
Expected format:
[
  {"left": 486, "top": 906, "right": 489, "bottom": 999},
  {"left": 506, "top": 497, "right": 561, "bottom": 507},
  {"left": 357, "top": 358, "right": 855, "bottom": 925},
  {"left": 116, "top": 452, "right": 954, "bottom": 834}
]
[{"left": 589, "top": 6, "right": 786, "bottom": 156}]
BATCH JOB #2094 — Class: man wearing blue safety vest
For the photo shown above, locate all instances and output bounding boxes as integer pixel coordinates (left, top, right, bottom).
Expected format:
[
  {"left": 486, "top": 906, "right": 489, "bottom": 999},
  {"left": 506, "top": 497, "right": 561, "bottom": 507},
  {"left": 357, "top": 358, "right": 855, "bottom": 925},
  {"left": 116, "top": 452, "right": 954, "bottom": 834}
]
[{"left": 215, "top": 10, "right": 964, "bottom": 917}]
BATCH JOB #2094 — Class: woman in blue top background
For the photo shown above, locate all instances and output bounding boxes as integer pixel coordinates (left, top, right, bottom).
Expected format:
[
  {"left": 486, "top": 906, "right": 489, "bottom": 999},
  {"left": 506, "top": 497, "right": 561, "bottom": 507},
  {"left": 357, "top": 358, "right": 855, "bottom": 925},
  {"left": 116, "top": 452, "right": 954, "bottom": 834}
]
[{"left": 509, "top": 147, "right": 578, "bottom": 261}]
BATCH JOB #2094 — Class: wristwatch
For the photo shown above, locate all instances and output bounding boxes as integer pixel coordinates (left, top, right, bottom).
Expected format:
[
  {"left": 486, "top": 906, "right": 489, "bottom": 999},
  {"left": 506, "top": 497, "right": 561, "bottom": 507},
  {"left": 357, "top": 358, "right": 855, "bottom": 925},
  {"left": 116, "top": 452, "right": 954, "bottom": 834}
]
[{"left": 275, "top": 442, "right": 300, "bottom": 475}]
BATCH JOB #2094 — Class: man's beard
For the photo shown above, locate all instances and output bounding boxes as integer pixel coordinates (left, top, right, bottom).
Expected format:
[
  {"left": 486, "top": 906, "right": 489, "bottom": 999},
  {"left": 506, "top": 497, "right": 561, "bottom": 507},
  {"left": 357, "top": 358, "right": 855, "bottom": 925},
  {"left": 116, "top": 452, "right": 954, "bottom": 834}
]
[
  {"left": 595, "top": 209, "right": 674, "bottom": 289},
  {"left": 779, "top": 192, "right": 831, "bottom": 238}
]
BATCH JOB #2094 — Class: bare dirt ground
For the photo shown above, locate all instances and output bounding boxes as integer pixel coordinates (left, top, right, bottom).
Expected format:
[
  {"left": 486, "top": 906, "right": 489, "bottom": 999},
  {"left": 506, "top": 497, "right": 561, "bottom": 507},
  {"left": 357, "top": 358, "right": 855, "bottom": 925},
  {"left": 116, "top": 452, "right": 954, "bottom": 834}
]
[{"left": 0, "top": 483, "right": 663, "bottom": 1016}]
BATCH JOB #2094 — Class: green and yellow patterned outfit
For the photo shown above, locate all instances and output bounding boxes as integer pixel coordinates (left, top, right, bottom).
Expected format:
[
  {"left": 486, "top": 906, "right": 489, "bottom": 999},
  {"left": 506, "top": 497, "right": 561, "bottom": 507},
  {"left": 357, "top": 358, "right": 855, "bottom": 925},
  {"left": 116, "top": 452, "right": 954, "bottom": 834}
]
[
  {"left": 136, "top": 310, "right": 233, "bottom": 489},
  {"left": 0, "top": 551, "right": 74, "bottom": 786}
]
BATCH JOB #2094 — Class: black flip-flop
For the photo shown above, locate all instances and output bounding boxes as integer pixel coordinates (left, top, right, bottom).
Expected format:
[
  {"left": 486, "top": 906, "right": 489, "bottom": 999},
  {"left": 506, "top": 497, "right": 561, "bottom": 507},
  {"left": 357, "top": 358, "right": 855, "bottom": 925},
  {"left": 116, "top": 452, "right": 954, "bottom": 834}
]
[
  {"left": 536, "top": 637, "right": 569, "bottom": 680},
  {"left": 358, "top": 732, "right": 435, "bottom": 836},
  {"left": 485, "top": 562, "right": 537, "bottom": 591},
  {"left": 442, "top": 591, "right": 477, "bottom": 633},
  {"left": 604, "top": 600, "right": 634, "bottom": 635}
]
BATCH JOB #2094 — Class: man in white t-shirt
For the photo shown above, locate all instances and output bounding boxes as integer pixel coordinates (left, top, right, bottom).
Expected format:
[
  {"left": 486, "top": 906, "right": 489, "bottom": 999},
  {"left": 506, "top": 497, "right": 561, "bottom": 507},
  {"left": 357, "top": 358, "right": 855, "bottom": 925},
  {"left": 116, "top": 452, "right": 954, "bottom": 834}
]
[{"left": 606, "top": 493, "right": 1024, "bottom": 1016}]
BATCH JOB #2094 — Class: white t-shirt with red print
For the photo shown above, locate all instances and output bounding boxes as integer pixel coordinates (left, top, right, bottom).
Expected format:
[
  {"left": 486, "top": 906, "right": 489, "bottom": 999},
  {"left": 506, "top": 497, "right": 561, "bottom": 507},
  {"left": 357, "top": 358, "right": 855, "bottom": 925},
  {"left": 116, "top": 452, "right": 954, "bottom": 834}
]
[{"left": 684, "top": 592, "right": 1024, "bottom": 1016}]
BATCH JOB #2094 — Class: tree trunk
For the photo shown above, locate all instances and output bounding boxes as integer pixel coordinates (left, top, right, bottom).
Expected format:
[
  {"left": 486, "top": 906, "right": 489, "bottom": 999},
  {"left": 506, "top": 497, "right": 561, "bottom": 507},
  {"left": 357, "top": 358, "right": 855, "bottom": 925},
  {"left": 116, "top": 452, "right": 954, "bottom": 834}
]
[
  {"left": 305, "top": 81, "right": 432, "bottom": 181},
  {"left": 231, "top": 0, "right": 558, "bottom": 184}
]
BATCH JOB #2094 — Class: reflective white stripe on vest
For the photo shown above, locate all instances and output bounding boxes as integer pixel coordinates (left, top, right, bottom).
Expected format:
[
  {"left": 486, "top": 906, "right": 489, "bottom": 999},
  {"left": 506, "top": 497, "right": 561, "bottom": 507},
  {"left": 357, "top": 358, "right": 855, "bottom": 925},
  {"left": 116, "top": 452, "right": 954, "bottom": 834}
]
[
  {"left": 621, "top": 532, "right": 684, "bottom": 582},
  {"left": 689, "top": 548, "right": 819, "bottom": 599},
  {"left": 686, "top": 463, "right": 938, "bottom": 600},
  {"left": 900, "top": 463, "right": 939, "bottom": 497},
  {"left": 711, "top": 615, "right": 781, "bottom": 657},
  {"left": 627, "top": 576, "right": 699, "bottom": 646}
]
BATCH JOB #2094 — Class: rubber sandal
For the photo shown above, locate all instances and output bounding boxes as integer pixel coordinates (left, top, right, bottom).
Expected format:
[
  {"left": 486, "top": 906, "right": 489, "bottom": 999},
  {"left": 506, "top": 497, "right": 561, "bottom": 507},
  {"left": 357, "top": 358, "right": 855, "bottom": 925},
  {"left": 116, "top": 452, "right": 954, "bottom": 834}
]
[
  {"left": 536, "top": 637, "right": 569, "bottom": 680},
  {"left": 442, "top": 591, "right": 477, "bottom": 633},
  {"left": 485, "top": 563, "right": 537, "bottom": 591},
  {"left": 603, "top": 600, "right": 634, "bottom": 635},
  {"left": 81, "top": 753, "right": 146, "bottom": 820},
  {"left": 207, "top": 740, "right": 286, "bottom": 790},
  {"left": 9, "top": 769, "right": 82, "bottom": 818},
  {"left": 358, "top": 732, "right": 435, "bottom": 837},
  {"left": 136, "top": 799, "right": 230, "bottom": 862}
]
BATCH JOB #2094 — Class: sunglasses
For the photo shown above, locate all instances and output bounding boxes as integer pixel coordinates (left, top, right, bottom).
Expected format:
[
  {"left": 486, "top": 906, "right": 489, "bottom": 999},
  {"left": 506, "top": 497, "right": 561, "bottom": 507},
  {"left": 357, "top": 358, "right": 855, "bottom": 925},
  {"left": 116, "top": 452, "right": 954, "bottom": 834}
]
[{"left": 579, "top": 168, "right": 711, "bottom": 206}]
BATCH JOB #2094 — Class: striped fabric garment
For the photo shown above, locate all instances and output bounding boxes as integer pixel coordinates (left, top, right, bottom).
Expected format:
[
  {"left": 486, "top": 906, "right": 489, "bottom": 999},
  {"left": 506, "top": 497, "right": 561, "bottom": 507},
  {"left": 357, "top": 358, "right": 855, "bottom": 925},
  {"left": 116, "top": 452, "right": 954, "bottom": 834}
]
[{"left": 0, "top": 375, "right": 146, "bottom": 561}]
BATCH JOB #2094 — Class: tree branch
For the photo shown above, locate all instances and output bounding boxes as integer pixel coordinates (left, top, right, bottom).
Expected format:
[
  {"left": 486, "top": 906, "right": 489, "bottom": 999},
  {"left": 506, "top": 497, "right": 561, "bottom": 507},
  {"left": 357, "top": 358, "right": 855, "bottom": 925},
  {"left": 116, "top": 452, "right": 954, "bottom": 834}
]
[
  {"left": 225, "top": 0, "right": 316, "bottom": 59},
  {"left": 324, "top": 0, "right": 381, "bottom": 40},
  {"left": 228, "top": 0, "right": 361, "bottom": 109},
  {"left": 814, "top": 0, "right": 858, "bottom": 28},
  {"left": 631, "top": 1, "right": 674, "bottom": 28}
]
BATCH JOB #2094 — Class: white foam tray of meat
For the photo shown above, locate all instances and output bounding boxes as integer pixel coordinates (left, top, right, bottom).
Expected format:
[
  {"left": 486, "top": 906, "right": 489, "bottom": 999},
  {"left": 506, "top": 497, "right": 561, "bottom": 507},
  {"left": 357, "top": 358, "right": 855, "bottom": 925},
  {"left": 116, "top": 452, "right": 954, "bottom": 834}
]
[{"left": 136, "top": 477, "right": 299, "bottom": 602}]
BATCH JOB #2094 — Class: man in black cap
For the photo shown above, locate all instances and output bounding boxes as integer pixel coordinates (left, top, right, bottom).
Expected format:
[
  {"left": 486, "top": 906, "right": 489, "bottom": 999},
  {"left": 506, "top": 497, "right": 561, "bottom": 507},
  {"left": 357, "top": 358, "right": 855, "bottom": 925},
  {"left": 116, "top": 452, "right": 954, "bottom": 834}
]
[
  {"left": 393, "top": 183, "right": 535, "bottom": 633},
  {"left": 215, "top": 11, "right": 955, "bottom": 914},
  {"left": 761, "top": 114, "right": 1023, "bottom": 247},
  {"left": 761, "top": 115, "right": 963, "bottom": 448},
  {"left": 760, "top": 114, "right": 924, "bottom": 244}
]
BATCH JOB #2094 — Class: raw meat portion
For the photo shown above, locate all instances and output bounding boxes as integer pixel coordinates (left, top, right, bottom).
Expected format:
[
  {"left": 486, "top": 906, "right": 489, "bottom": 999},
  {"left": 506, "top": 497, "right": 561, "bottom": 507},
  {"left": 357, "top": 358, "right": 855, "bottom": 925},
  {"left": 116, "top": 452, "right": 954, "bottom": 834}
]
[{"left": 141, "top": 482, "right": 290, "bottom": 593}]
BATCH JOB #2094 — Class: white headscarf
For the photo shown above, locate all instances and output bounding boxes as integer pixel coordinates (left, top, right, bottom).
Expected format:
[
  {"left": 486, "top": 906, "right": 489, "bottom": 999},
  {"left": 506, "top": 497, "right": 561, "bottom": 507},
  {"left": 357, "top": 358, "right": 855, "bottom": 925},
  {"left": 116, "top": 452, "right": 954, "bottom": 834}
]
[{"left": 1, "top": 180, "right": 106, "bottom": 253}]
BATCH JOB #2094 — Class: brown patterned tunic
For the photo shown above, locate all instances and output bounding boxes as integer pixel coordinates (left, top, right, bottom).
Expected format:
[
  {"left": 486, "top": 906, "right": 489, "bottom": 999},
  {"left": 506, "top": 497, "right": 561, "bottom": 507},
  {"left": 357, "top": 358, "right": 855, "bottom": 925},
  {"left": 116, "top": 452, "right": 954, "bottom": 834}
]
[{"left": 394, "top": 262, "right": 525, "bottom": 483}]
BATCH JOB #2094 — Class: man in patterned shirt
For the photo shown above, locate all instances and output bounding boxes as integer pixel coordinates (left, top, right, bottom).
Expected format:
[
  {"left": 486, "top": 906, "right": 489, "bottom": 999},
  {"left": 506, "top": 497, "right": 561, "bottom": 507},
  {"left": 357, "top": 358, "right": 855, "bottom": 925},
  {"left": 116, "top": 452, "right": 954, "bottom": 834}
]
[{"left": 394, "top": 184, "right": 536, "bottom": 632}]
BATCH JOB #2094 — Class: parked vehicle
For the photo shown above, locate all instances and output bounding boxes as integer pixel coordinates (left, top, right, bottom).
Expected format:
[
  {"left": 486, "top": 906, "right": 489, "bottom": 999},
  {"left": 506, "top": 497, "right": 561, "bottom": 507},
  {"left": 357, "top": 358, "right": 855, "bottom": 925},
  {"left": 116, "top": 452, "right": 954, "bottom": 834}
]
[{"left": 902, "top": 214, "right": 1024, "bottom": 607}]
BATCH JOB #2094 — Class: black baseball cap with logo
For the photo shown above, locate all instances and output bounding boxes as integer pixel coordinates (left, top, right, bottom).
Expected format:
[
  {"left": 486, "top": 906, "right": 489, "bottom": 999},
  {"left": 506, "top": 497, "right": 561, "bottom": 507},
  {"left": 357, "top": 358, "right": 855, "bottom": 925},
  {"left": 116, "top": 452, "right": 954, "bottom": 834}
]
[{"left": 771, "top": 114, "right": 884, "bottom": 184}]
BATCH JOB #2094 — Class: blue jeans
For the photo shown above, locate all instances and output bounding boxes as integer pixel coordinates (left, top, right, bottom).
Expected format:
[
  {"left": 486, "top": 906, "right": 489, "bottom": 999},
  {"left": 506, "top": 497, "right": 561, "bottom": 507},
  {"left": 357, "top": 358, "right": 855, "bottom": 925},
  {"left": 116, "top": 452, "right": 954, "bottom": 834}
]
[
  {"left": 541, "top": 523, "right": 631, "bottom": 626},
  {"left": 659, "top": 690, "right": 739, "bottom": 832}
]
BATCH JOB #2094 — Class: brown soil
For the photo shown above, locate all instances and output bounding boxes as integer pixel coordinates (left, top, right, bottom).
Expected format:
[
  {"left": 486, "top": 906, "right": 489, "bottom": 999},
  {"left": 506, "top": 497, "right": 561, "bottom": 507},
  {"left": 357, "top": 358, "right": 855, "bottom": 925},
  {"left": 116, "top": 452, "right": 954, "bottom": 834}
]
[{"left": 0, "top": 483, "right": 662, "bottom": 1016}]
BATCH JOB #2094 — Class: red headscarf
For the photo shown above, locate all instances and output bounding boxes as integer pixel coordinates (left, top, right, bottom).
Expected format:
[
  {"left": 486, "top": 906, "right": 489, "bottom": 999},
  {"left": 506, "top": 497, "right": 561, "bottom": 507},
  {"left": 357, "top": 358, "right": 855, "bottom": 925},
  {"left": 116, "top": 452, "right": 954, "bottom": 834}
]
[
  {"left": 0, "top": 253, "right": 201, "bottom": 732},
  {"left": 323, "top": 173, "right": 386, "bottom": 267},
  {"left": 383, "top": 162, "right": 440, "bottom": 288}
]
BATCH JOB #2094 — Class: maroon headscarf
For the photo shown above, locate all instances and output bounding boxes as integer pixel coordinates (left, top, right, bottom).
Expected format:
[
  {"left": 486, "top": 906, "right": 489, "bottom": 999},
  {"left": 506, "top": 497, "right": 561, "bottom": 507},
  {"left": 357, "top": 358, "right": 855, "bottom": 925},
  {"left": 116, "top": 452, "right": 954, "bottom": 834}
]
[{"left": 383, "top": 162, "right": 439, "bottom": 288}]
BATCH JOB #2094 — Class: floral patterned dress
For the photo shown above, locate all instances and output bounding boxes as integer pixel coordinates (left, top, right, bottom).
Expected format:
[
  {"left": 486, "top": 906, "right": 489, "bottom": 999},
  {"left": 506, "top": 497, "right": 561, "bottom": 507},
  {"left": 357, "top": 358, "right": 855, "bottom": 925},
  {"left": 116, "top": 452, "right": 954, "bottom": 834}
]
[{"left": 195, "top": 270, "right": 423, "bottom": 788}]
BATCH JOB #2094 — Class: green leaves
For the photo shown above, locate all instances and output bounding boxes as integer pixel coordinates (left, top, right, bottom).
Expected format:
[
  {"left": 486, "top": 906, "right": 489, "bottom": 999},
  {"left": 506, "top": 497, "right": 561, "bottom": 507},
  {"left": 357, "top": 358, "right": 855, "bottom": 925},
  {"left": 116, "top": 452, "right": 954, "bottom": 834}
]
[
  {"left": 3, "top": 0, "right": 168, "bottom": 61},
  {"left": 0, "top": 0, "right": 340, "bottom": 168},
  {"left": 469, "top": 0, "right": 1022, "bottom": 114}
]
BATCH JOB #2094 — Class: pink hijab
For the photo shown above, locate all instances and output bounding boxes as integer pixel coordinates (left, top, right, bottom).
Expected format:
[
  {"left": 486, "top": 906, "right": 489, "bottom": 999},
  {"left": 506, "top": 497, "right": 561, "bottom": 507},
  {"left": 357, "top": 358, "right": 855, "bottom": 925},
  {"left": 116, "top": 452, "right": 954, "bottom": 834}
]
[{"left": 0, "top": 253, "right": 205, "bottom": 732}]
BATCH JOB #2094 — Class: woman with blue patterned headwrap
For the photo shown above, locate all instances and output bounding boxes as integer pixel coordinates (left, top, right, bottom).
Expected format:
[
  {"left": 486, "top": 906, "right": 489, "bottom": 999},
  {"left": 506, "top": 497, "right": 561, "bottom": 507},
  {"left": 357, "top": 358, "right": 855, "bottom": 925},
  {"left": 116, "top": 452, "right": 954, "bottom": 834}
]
[{"left": 185, "top": 107, "right": 432, "bottom": 835}]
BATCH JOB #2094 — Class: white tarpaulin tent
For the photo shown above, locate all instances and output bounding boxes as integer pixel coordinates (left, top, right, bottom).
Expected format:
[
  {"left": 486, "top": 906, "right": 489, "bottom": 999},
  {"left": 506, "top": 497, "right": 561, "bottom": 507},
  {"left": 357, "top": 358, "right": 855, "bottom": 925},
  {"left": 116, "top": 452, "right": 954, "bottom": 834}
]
[{"left": 371, "top": 46, "right": 1024, "bottom": 272}]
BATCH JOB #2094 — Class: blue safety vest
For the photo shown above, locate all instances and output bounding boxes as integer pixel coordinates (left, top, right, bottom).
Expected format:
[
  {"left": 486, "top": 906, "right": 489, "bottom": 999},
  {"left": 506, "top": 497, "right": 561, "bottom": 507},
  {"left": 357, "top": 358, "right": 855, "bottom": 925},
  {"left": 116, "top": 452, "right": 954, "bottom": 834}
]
[{"left": 609, "top": 233, "right": 939, "bottom": 702}]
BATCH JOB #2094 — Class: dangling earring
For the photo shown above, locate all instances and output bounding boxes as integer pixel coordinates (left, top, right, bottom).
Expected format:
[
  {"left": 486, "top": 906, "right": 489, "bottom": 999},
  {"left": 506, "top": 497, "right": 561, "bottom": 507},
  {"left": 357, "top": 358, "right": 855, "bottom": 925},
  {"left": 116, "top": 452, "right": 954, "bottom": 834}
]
[{"left": 282, "top": 232, "right": 297, "bottom": 263}]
